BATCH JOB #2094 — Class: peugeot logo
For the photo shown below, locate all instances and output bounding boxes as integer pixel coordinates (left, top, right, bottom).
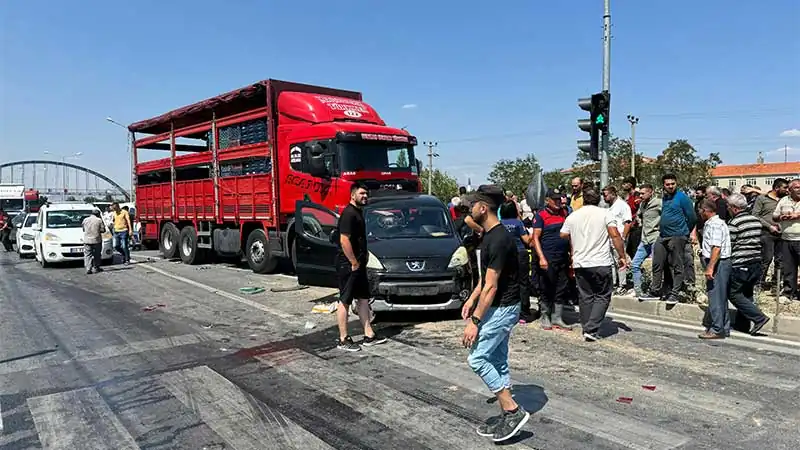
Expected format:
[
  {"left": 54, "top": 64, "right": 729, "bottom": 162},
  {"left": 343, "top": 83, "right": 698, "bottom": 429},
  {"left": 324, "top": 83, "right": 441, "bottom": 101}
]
[{"left": 406, "top": 260, "right": 425, "bottom": 271}]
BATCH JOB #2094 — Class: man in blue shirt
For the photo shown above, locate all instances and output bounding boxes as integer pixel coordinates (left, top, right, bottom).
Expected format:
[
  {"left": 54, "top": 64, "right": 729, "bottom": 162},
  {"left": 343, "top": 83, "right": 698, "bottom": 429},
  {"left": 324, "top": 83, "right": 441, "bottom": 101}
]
[{"left": 644, "top": 174, "right": 696, "bottom": 304}]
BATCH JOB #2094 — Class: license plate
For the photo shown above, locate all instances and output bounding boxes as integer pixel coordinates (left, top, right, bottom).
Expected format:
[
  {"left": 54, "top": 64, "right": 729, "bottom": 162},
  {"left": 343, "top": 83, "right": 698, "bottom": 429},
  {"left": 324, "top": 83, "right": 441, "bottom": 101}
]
[
  {"left": 396, "top": 286, "right": 440, "bottom": 296},
  {"left": 70, "top": 247, "right": 83, "bottom": 254}
]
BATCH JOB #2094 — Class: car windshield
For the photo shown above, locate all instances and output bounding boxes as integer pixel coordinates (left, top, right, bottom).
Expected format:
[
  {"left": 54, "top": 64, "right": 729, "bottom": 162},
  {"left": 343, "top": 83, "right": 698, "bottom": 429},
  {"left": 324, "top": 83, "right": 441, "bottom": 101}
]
[
  {"left": 339, "top": 142, "right": 416, "bottom": 173},
  {"left": 1, "top": 199, "right": 24, "bottom": 211},
  {"left": 24, "top": 215, "right": 37, "bottom": 227},
  {"left": 46, "top": 210, "right": 93, "bottom": 228},
  {"left": 365, "top": 202, "right": 453, "bottom": 240}
]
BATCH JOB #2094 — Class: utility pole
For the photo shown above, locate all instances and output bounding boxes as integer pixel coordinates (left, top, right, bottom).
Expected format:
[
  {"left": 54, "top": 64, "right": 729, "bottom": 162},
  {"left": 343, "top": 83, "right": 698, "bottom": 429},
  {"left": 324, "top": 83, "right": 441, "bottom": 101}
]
[
  {"left": 600, "top": 0, "right": 612, "bottom": 188},
  {"left": 627, "top": 115, "right": 639, "bottom": 177},
  {"left": 786, "top": 144, "right": 789, "bottom": 163},
  {"left": 423, "top": 141, "right": 439, "bottom": 195}
]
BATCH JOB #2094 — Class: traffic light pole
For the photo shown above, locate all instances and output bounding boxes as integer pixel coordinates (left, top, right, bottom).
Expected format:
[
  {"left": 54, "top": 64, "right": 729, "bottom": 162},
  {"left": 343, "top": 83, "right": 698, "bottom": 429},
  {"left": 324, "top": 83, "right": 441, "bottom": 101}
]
[{"left": 599, "top": 0, "right": 612, "bottom": 188}]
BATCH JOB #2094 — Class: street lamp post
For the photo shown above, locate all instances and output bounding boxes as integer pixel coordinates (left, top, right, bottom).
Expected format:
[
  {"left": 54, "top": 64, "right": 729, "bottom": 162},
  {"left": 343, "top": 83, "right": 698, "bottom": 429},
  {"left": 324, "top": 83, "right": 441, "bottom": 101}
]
[
  {"left": 626, "top": 115, "right": 639, "bottom": 178},
  {"left": 106, "top": 117, "right": 134, "bottom": 203},
  {"left": 43, "top": 151, "right": 82, "bottom": 200}
]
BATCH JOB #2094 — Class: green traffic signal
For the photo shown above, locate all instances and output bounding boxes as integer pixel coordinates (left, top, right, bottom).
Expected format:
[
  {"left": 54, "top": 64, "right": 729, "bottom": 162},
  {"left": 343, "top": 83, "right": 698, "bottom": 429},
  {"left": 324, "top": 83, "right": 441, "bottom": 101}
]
[{"left": 595, "top": 114, "right": 605, "bottom": 125}]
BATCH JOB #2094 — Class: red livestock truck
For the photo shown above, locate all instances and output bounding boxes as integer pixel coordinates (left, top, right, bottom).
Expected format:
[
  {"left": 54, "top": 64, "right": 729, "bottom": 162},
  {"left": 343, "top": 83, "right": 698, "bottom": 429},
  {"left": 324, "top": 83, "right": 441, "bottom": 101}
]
[{"left": 131, "top": 79, "right": 421, "bottom": 273}]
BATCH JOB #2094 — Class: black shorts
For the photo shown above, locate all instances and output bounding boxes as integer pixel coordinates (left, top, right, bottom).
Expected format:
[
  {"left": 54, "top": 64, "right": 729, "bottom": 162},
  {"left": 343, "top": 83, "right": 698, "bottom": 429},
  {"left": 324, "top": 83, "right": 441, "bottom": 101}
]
[{"left": 337, "top": 265, "right": 370, "bottom": 305}]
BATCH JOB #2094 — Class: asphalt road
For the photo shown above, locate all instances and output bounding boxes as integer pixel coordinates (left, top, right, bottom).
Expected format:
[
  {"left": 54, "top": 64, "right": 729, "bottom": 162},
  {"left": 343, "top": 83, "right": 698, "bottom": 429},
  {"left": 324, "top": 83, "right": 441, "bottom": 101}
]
[{"left": 2, "top": 250, "right": 800, "bottom": 450}]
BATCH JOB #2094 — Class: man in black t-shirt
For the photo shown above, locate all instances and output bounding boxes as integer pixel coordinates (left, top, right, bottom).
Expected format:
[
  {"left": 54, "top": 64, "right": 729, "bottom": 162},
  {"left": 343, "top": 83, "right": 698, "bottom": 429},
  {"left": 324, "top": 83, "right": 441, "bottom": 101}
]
[
  {"left": 460, "top": 185, "right": 529, "bottom": 443},
  {"left": 335, "top": 182, "right": 387, "bottom": 352}
]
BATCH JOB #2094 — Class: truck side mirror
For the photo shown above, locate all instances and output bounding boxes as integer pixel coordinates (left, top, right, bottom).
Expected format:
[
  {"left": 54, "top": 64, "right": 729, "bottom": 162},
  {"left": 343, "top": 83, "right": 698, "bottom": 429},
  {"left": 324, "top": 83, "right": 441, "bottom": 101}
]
[
  {"left": 415, "top": 158, "right": 423, "bottom": 173},
  {"left": 308, "top": 142, "right": 330, "bottom": 178}
]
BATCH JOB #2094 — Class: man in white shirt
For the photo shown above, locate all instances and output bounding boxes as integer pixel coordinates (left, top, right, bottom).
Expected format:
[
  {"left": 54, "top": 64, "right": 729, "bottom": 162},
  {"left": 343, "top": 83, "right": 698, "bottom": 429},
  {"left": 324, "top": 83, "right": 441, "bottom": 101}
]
[
  {"left": 603, "top": 186, "right": 633, "bottom": 294},
  {"left": 698, "top": 199, "right": 732, "bottom": 339},
  {"left": 773, "top": 179, "right": 800, "bottom": 301},
  {"left": 560, "top": 189, "right": 629, "bottom": 342}
]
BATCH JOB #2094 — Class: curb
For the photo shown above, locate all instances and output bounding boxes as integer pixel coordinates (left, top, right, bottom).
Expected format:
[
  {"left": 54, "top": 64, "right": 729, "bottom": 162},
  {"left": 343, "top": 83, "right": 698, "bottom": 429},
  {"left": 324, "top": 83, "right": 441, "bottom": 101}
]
[{"left": 608, "top": 295, "right": 800, "bottom": 339}]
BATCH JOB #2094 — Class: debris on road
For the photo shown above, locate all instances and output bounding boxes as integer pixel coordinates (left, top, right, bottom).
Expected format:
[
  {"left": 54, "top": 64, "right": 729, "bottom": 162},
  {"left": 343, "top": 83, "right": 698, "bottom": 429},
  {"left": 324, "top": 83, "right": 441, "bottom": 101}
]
[
  {"left": 271, "top": 285, "right": 309, "bottom": 293},
  {"left": 142, "top": 303, "right": 167, "bottom": 312},
  {"left": 238, "top": 287, "right": 265, "bottom": 295},
  {"left": 616, "top": 397, "right": 633, "bottom": 404},
  {"left": 304, "top": 321, "right": 316, "bottom": 330},
  {"left": 642, "top": 385, "right": 657, "bottom": 391},
  {"left": 312, "top": 302, "right": 337, "bottom": 313}
]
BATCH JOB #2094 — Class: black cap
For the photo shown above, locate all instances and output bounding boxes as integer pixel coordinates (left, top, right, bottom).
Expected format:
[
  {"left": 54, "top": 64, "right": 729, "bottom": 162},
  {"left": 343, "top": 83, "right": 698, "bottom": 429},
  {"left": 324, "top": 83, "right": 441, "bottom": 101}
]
[
  {"left": 546, "top": 188, "right": 563, "bottom": 199},
  {"left": 463, "top": 184, "right": 505, "bottom": 209}
]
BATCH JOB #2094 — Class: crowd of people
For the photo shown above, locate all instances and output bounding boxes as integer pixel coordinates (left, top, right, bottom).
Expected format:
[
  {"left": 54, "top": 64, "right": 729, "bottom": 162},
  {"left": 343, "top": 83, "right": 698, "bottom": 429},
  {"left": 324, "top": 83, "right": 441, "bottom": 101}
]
[{"left": 447, "top": 174, "right": 799, "bottom": 341}]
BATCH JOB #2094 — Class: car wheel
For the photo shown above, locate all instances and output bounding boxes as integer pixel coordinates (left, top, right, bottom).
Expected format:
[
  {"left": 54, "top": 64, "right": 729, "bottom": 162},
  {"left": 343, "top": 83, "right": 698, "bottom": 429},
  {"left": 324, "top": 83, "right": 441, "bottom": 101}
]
[{"left": 39, "top": 246, "right": 50, "bottom": 268}]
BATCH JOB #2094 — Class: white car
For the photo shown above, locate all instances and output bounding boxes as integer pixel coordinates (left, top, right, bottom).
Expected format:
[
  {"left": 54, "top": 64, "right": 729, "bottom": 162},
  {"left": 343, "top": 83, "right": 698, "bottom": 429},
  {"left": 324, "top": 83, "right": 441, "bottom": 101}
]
[
  {"left": 32, "top": 203, "right": 114, "bottom": 267},
  {"left": 15, "top": 213, "right": 38, "bottom": 257}
]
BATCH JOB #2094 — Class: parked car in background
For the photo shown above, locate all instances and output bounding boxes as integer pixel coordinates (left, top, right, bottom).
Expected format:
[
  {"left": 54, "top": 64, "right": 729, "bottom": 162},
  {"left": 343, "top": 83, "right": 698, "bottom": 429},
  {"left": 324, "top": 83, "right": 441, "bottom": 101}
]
[{"left": 14, "top": 213, "right": 38, "bottom": 257}]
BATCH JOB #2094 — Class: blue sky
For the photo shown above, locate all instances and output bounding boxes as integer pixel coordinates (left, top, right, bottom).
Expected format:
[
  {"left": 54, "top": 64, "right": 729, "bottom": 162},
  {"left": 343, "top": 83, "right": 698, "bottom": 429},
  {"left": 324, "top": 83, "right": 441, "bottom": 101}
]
[{"left": 1, "top": 0, "right": 798, "bottom": 190}]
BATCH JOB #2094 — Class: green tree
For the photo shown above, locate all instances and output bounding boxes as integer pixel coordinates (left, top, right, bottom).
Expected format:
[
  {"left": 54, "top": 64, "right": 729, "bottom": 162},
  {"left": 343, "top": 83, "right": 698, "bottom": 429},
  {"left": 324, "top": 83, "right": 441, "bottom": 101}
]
[
  {"left": 66, "top": 196, "right": 77, "bottom": 201},
  {"left": 569, "top": 136, "right": 720, "bottom": 190},
  {"left": 83, "top": 196, "right": 98, "bottom": 204},
  {"left": 487, "top": 153, "right": 541, "bottom": 198},
  {"left": 395, "top": 149, "right": 409, "bottom": 168},
  {"left": 653, "top": 139, "right": 721, "bottom": 189},
  {"left": 543, "top": 169, "right": 570, "bottom": 191},
  {"left": 420, "top": 168, "right": 459, "bottom": 202}
]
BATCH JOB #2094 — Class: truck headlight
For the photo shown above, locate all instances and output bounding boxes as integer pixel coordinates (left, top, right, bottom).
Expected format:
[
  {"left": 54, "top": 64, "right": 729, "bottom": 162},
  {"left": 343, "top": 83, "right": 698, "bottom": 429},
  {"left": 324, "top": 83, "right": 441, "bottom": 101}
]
[
  {"left": 366, "top": 251, "right": 385, "bottom": 270},
  {"left": 43, "top": 233, "right": 60, "bottom": 242},
  {"left": 448, "top": 246, "right": 469, "bottom": 268}
]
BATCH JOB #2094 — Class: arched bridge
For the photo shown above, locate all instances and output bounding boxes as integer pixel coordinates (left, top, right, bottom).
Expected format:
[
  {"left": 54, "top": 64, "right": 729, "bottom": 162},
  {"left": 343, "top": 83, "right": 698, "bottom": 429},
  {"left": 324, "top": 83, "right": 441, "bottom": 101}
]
[{"left": 0, "top": 160, "right": 131, "bottom": 201}]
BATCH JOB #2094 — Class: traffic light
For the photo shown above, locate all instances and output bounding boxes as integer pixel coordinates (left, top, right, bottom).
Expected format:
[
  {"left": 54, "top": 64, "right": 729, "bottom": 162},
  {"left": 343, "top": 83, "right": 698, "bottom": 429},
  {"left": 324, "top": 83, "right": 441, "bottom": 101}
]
[{"left": 577, "top": 91, "right": 610, "bottom": 161}]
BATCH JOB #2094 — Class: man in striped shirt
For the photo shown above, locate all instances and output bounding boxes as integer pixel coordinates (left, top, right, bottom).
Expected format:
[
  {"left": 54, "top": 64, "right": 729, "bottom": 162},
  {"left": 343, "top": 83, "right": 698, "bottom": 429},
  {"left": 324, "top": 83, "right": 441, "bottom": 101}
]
[{"left": 726, "top": 193, "right": 770, "bottom": 335}]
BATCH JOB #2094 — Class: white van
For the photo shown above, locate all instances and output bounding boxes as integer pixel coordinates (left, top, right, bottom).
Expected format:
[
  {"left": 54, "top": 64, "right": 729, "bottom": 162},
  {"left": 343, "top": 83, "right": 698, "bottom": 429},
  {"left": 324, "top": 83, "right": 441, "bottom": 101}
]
[{"left": 33, "top": 203, "right": 114, "bottom": 267}]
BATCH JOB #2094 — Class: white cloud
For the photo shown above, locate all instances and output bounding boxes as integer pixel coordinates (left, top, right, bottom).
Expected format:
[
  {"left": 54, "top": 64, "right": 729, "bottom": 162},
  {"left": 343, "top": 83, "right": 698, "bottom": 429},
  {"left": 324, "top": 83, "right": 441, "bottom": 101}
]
[
  {"left": 780, "top": 128, "right": 800, "bottom": 137},
  {"left": 766, "top": 146, "right": 799, "bottom": 155},
  {"left": 401, "top": 104, "right": 418, "bottom": 109}
]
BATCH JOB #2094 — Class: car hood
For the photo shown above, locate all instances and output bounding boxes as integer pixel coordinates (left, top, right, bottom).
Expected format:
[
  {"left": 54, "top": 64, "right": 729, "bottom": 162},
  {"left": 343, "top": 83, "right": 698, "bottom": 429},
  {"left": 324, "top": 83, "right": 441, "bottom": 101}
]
[{"left": 367, "top": 237, "right": 460, "bottom": 259}]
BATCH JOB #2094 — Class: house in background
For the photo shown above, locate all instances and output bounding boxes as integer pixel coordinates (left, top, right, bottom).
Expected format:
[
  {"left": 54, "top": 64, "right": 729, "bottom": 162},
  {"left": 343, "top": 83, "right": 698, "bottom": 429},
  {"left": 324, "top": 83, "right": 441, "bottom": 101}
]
[{"left": 711, "top": 161, "right": 800, "bottom": 191}]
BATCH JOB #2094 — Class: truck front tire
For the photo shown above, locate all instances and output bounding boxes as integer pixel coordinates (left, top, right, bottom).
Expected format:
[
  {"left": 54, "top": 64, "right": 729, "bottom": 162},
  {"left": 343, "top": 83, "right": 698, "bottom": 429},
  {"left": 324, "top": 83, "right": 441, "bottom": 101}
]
[
  {"left": 245, "top": 229, "right": 277, "bottom": 274},
  {"left": 160, "top": 223, "right": 179, "bottom": 259}
]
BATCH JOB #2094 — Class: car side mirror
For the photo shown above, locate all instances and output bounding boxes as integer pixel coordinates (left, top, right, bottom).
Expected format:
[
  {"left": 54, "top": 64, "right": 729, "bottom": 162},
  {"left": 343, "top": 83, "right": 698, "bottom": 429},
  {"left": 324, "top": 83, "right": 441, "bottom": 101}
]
[{"left": 32, "top": 224, "right": 41, "bottom": 232}]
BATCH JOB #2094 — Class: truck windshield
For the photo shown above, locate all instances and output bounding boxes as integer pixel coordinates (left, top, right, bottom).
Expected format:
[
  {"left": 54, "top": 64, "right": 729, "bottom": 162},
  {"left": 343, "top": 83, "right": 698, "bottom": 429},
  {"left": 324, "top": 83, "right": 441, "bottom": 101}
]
[
  {"left": 1, "top": 199, "right": 24, "bottom": 211},
  {"left": 338, "top": 142, "right": 416, "bottom": 173},
  {"left": 366, "top": 203, "right": 453, "bottom": 240}
]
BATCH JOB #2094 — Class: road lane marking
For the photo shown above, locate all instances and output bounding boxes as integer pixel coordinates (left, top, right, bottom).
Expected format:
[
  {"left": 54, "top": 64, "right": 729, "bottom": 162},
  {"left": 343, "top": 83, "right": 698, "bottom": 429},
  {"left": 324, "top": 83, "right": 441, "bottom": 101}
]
[
  {"left": 160, "top": 365, "right": 333, "bottom": 450},
  {"left": 368, "top": 340, "right": 691, "bottom": 450},
  {"left": 0, "top": 333, "right": 221, "bottom": 376},
  {"left": 27, "top": 387, "right": 139, "bottom": 450},
  {"left": 136, "top": 263, "right": 297, "bottom": 321},
  {"left": 258, "top": 348, "right": 529, "bottom": 450}
]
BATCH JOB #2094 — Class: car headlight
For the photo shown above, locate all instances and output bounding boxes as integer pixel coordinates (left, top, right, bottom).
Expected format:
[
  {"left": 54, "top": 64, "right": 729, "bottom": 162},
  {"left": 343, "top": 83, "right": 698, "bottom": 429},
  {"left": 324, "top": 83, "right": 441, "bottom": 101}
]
[
  {"left": 43, "top": 233, "right": 60, "bottom": 242},
  {"left": 366, "top": 251, "right": 385, "bottom": 270},
  {"left": 448, "top": 246, "right": 469, "bottom": 268},
  {"left": 21, "top": 233, "right": 35, "bottom": 240}
]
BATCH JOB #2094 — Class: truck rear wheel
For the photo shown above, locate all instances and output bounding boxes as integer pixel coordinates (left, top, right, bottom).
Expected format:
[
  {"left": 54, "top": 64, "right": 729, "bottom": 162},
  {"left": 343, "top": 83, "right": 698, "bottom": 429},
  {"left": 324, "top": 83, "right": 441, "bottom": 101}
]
[
  {"left": 160, "top": 223, "right": 179, "bottom": 259},
  {"left": 179, "top": 226, "right": 204, "bottom": 265},
  {"left": 245, "top": 229, "right": 277, "bottom": 274}
]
